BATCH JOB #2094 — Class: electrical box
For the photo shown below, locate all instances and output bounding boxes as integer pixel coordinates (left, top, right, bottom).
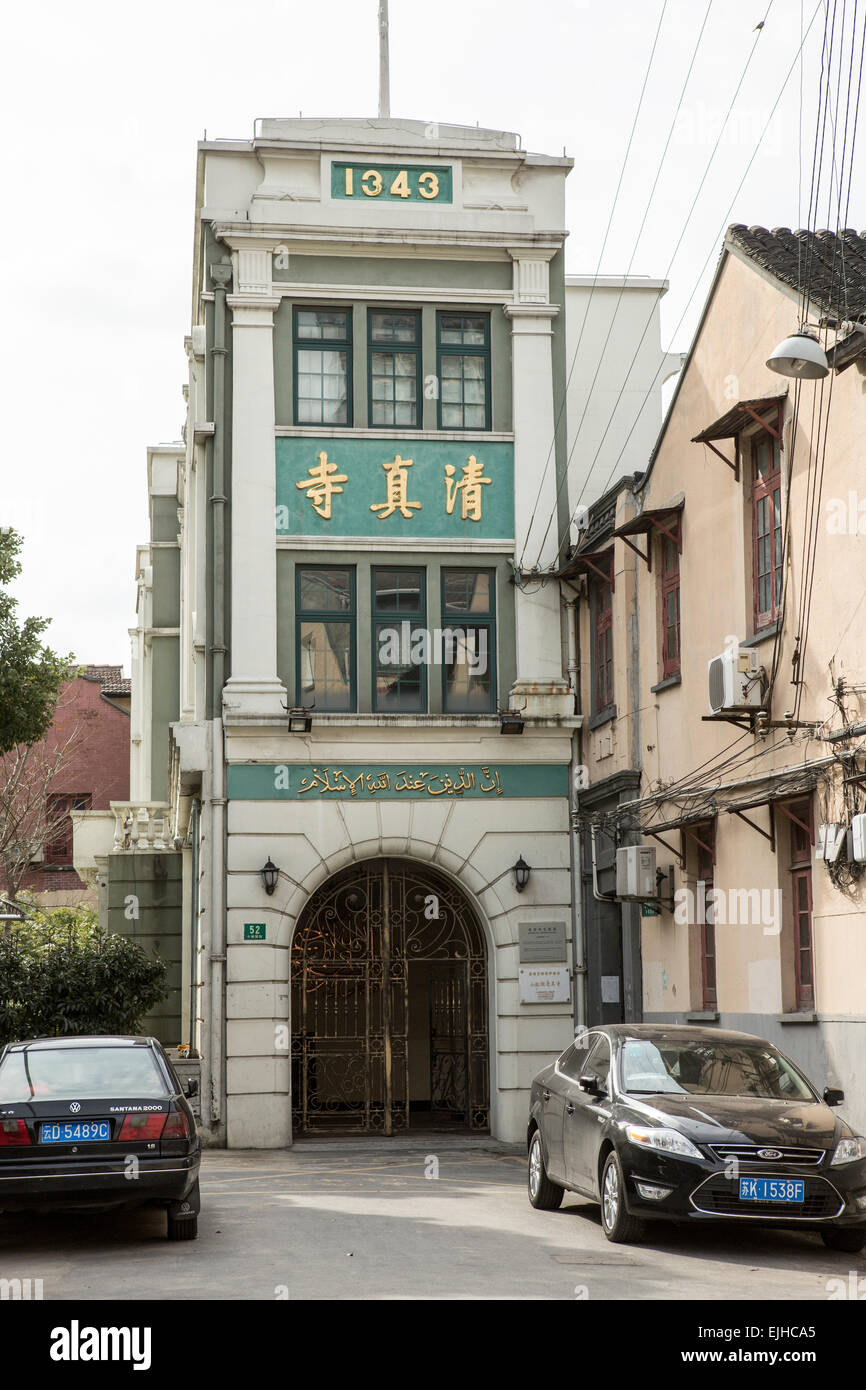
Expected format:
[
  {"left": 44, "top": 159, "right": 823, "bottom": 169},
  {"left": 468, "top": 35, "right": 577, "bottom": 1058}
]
[
  {"left": 616, "top": 845, "right": 657, "bottom": 900},
  {"left": 851, "top": 814, "right": 866, "bottom": 863},
  {"left": 817, "top": 823, "right": 847, "bottom": 862}
]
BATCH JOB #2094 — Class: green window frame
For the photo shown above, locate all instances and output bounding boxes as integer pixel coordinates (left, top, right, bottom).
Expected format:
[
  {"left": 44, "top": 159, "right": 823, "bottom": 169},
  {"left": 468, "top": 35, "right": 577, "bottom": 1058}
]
[
  {"left": 368, "top": 310, "right": 422, "bottom": 429},
  {"left": 436, "top": 312, "right": 491, "bottom": 431},
  {"left": 371, "top": 566, "right": 427, "bottom": 712},
  {"left": 293, "top": 307, "right": 353, "bottom": 426},
  {"left": 295, "top": 565, "right": 356, "bottom": 711},
  {"left": 440, "top": 567, "right": 496, "bottom": 713}
]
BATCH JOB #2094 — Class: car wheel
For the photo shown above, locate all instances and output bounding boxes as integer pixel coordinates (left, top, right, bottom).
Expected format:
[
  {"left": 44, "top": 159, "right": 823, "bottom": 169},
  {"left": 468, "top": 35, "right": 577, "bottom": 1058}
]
[
  {"left": 821, "top": 1227, "right": 866, "bottom": 1253},
  {"left": 167, "top": 1213, "right": 198, "bottom": 1241},
  {"left": 600, "top": 1151, "right": 645, "bottom": 1244},
  {"left": 528, "top": 1130, "right": 564, "bottom": 1211}
]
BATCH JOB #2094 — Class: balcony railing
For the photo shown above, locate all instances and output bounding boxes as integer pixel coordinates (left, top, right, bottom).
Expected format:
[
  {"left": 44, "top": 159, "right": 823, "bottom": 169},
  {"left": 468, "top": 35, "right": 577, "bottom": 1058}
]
[{"left": 109, "top": 802, "right": 172, "bottom": 852}]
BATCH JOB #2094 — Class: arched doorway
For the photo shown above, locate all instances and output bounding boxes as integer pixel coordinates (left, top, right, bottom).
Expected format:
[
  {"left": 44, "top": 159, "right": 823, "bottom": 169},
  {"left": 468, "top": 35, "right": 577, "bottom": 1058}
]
[{"left": 291, "top": 858, "right": 489, "bottom": 1135}]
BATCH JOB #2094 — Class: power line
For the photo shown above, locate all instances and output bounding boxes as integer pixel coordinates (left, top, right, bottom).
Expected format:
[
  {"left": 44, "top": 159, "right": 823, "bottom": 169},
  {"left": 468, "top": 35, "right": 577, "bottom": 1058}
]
[
  {"left": 544, "top": 0, "right": 824, "bottom": 561},
  {"left": 516, "top": 0, "right": 671, "bottom": 571}
]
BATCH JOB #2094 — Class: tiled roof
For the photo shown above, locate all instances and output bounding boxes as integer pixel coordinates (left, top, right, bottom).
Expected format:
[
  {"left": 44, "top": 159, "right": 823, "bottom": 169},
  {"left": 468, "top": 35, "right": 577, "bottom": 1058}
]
[
  {"left": 727, "top": 224, "right": 866, "bottom": 324},
  {"left": 80, "top": 666, "right": 131, "bottom": 696}
]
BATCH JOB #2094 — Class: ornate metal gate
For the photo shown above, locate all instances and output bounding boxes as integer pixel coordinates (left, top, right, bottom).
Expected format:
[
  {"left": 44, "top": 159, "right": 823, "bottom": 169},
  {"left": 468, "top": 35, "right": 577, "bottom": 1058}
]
[{"left": 291, "top": 858, "right": 489, "bottom": 1135}]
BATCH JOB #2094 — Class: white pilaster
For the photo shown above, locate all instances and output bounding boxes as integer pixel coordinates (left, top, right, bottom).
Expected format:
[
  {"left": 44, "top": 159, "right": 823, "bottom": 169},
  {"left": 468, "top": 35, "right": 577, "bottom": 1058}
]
[
  {"left": 506, "top": 253, "right": 572, "bottom": 719},
  {"left": 223, "top": 247, "right": 287, "bottom": 720}
]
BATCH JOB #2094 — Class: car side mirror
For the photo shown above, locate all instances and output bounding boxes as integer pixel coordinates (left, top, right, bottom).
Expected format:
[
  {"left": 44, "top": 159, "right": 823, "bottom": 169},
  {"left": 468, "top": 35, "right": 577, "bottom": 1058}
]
[
  {"left": 185, "top": 1078, "right": 199, "bottom": 1099},
  {"left": 579, "top": 1074, "right": 603, "bottom": 1096},
  {"left": 824, "top": 1086, "right": 844, "bottom": 1107}
]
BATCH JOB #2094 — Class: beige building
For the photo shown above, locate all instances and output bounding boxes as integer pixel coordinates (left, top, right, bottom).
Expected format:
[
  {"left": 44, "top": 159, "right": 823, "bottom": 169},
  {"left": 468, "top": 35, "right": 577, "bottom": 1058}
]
[{"left": 567, "top": 224, "right": 866, "bottom": 1133}]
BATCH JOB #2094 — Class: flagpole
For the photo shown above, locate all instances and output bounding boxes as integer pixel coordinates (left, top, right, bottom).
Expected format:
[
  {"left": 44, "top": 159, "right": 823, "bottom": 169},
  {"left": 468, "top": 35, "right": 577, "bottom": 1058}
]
[{"left": 378, "top": 0, "right": 390, "bottom": 119}]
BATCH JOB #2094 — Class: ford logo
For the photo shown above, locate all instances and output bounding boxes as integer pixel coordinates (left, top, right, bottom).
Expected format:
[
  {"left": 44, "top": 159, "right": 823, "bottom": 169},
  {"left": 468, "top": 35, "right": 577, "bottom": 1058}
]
[
  {"left": 69, "top": 1102, "right": 81, "bottom": 1114},
  {"left": 757, "top": 1147, "right": 782, "bottom": 1160}
]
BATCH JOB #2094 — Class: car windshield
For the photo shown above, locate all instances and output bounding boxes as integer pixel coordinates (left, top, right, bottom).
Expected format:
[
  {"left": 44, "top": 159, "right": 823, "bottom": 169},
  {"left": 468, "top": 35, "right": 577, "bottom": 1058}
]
[
  {"left": 620, "top": 1038, "right": 815, "bottom": 1101},
  {"left": 0, "top": 1047, "right": 169, "bottom": 1102}
]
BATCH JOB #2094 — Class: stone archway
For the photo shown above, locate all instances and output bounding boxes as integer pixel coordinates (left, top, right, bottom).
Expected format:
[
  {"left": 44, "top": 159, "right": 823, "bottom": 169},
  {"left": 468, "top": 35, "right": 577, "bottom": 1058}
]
[{"left": 290, "top": 857, "right": 489, "bottom": 1135}]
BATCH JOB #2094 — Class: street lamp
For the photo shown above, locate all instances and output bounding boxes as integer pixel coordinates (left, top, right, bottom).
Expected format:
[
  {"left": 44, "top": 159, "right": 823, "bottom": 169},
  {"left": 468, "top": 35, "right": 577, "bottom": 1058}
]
[{"left": 766, "top": 330, "right": 829, "bottom": 379}]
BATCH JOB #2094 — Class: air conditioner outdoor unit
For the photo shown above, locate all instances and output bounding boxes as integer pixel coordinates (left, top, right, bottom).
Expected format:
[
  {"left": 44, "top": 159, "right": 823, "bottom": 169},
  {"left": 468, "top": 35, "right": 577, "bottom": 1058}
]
[
  {"left": 707, "top": 647, "right": 763, "bottom": 715},
  {"left": 616, "top": 845, "right": 657, "bottom": 900}
]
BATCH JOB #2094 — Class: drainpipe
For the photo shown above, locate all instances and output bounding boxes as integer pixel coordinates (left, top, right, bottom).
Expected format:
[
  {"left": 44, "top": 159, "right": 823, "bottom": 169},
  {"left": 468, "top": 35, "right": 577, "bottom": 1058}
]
[
  {"left": 207, "top": 258, "right": 231, "bottom": 1134},
  {"left": 561, "top": 578, "right": 588, "bottom": 1031},
  {"left": 188, "top": 798, "right": 201, "bottom": 1059}
]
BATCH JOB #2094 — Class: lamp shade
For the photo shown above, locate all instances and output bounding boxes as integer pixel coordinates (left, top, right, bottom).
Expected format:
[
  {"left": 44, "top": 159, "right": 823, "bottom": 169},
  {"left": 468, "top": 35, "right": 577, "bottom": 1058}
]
[{"left": 766, "top": 331, "right": 829, "bottom": 380}]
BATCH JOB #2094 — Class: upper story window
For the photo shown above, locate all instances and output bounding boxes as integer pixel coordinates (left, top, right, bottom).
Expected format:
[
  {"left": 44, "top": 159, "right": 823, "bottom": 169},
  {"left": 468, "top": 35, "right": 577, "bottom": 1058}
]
[
  {"left": 372, "top": 567, "right": 426, "bottom": 712},
  {"left": 441, "top": 568, "right": 496, "bottom": 713},
  {"left": 369, "top": 312, "right": 421, "bottom": 429},
  {"left": 784, "top": 798, "right": 814, "bottom": 1011},
  {"left": 44, "top": 794, "right": 91, "bottom": 866},
  {"left": 659, "top": 519, "right": 681, "bottom": 679},
  {"left": 752, "top": 428, "right": 782, "bottom": 630},
  {"left": 590, "top": 553, "right": 614, "bottom": 715},
  {"left": 437, "top": 313, "right": 491, "bottom": 431},
  {"left": 296, "top": 565, "right": 355, "bottom": 711},
  {"left": 294, "top": 308, "right": 352, "bottom": 426}
]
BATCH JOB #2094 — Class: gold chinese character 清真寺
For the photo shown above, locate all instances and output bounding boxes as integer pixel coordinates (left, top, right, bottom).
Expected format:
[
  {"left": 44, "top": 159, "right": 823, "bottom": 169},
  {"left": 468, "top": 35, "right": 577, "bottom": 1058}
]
[
  {"left": 370, "top": 455, "right": 421, "bottom": 521},
  {"left": 444, "top": 454, "right": 491, "bottom": 522},
  {"left": 296, "top": 451, "right": 348, "bottom": 520}
]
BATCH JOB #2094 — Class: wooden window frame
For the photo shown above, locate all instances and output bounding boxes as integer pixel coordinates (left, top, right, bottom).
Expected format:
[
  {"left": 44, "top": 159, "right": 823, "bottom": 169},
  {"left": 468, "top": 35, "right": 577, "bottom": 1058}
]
[
  {"left": 293, "top": 306, "right": 353, "bottom": 427},
  {"left": 367, "top": 309, "right": 422, "bottom": 430},
  {"left": 371, "top": 565, "right": 427, "bottom": 713},
  {"left": 659, "top": 517, "right": 681, "bottom": 679},
  {"left": 436, "top": 312, "right": 491, "bottom": 432},
  {"left": 44, "top": 793, "right": 91, "bottom": 866},
  {"left": 750, "top": 420, "right": 783, "bottom": 632},
  {"left": 440, "top": 566, "right": 497, "bottom": 714},
  {"left": 786, "top": 797, "right": 815, "bottom": 1010},
  {"left": 295, "top": 565, "right": 357, "bottom": 712},
  {"left": 590, "top": 553, "right": 614, "bottom": 716},
  {"left": 692, "top": 820, "right": 717, "bottom": 1011}
]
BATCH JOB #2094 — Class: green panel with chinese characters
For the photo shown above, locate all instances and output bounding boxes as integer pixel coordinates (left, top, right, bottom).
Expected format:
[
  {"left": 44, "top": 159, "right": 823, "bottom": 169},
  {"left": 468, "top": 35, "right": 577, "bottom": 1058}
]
[
  {"left": 276, "top": 436, "right": 513, "bottom": 541},
  {"left": 331, "top": 163, "right": 453, "bottom": 203}
]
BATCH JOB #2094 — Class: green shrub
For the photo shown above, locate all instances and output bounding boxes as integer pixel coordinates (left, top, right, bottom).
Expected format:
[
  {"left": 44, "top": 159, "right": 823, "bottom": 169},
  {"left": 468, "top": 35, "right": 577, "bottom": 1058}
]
[{"left": 0, "top": 906, "right": 169, "bottom": 1047}]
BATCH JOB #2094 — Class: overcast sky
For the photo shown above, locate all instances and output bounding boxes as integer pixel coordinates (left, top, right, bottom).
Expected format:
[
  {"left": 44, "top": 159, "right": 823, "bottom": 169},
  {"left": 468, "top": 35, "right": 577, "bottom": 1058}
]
[{"left": 2, "top": 0, "right": 860, "bottom": 670}]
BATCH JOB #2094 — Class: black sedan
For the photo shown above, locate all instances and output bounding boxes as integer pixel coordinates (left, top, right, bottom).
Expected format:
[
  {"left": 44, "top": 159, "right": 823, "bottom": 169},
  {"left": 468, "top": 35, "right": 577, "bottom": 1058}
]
[
  {"left": 0, "top": 1035, "right": 201, "bottom": 1239},
  {"left": 527, "top": 1024, "right": 866, "bottom": 1250}
]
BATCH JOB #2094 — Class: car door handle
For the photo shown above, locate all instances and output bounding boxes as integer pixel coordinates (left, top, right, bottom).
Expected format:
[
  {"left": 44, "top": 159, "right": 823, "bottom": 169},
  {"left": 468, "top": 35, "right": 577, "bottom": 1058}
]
[
  {"left": 566, "top": 1103, "right": 575, "bottom": 1116},
  {"left": 542, "top": 1089, "right": 551, "bottom": 1103}
]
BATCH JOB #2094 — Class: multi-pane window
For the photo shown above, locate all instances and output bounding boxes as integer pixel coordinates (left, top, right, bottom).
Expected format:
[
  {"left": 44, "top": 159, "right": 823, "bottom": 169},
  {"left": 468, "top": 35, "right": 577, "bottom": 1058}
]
[
  {"left": 752, "top": 428, "right": 782, "bottom": 630},
  {"left": 294, "top": 308, "right": 352, "bottom": 426},
  {"left": 372, "top": 567, "right": 425, "bottom": 712},
  {"left": 660, "top": 520, "right": 681, "bottom": 679},
  {"left": 591, "top": 556, "right": 614, "bottom": 714},
  {"left": 368, "top": 312, "right": 420, "bottom": 428},
  {"left": 693, "top": 822, "right": 717, "bottom": 1011},
  {"left": 296, "top": 566, "right": 355, "bottom": 711},
  {"left": 441, "top": 568, "right": 496, "bottom": 712},
  {"left": 437, "top": 313, "right": 490, "bottom": 431},
  {"left": 786, "top": 799, "right": 815, "bottom": 1010},
  {"left": 44, "top": 794, "right": 91, "bottom": 865}
]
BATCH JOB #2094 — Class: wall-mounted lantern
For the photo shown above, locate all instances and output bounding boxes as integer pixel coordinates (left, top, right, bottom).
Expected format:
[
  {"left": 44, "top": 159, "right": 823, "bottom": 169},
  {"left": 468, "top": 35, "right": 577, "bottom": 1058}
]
[
  {"left": 260, "top": 857, "right": 280, "bottom": 895},
  {"left": 513, "top": 855, "right": 531, "bottom": 893}
]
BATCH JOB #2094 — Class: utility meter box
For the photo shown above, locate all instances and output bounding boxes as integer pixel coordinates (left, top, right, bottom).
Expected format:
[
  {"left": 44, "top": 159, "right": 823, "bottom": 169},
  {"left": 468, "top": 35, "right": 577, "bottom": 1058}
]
[
  {"left": 851, "top": 813, "right": 866, "bottom": 863},
  {"left": 616, "top": 845, "right": 657, "bottom": 900}
]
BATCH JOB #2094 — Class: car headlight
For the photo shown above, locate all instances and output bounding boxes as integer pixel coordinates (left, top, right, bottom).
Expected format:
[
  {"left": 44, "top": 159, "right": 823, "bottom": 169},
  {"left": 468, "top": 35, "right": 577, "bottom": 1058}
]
[
  {"left": 624, "top": 1124, "right": 704, "bottom": 1160},
  {"left": 830, "top": 1137, "right": 866, "bottom": 1166}
]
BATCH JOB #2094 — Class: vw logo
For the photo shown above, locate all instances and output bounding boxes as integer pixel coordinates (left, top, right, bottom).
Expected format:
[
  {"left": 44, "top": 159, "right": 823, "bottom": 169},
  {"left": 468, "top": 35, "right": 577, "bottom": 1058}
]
[
  {"left": 69, "top": 1102, "right": 81, "bottom": 1114},
  {"left": 757, "top": 1147, "right": 782, "bottom": 1160}
]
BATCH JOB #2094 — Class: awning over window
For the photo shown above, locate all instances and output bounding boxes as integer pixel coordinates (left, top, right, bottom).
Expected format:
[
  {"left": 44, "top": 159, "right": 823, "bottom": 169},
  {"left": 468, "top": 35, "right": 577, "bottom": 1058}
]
[
  {"left": 557, "top": 548, "right": 615, "bottom": 590},
  {"left": 691, "top": 393, "right": 786, "bottom": 479},
  {"left": 612, "top": 499, "right": 683, "bottom": 570}
]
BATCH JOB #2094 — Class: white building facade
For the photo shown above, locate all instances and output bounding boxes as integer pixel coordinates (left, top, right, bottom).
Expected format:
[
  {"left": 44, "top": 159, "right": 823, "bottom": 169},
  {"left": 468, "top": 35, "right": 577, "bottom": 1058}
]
[{"left": 106, "top": 118, "right": 672, "bottom": 1147}]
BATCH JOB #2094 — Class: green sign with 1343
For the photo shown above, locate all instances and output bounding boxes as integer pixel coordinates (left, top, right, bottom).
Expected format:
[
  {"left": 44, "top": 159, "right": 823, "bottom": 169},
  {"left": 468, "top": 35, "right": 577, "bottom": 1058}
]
[{"left": 331, "top": 163, "right": 452, "bottom": 203}]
